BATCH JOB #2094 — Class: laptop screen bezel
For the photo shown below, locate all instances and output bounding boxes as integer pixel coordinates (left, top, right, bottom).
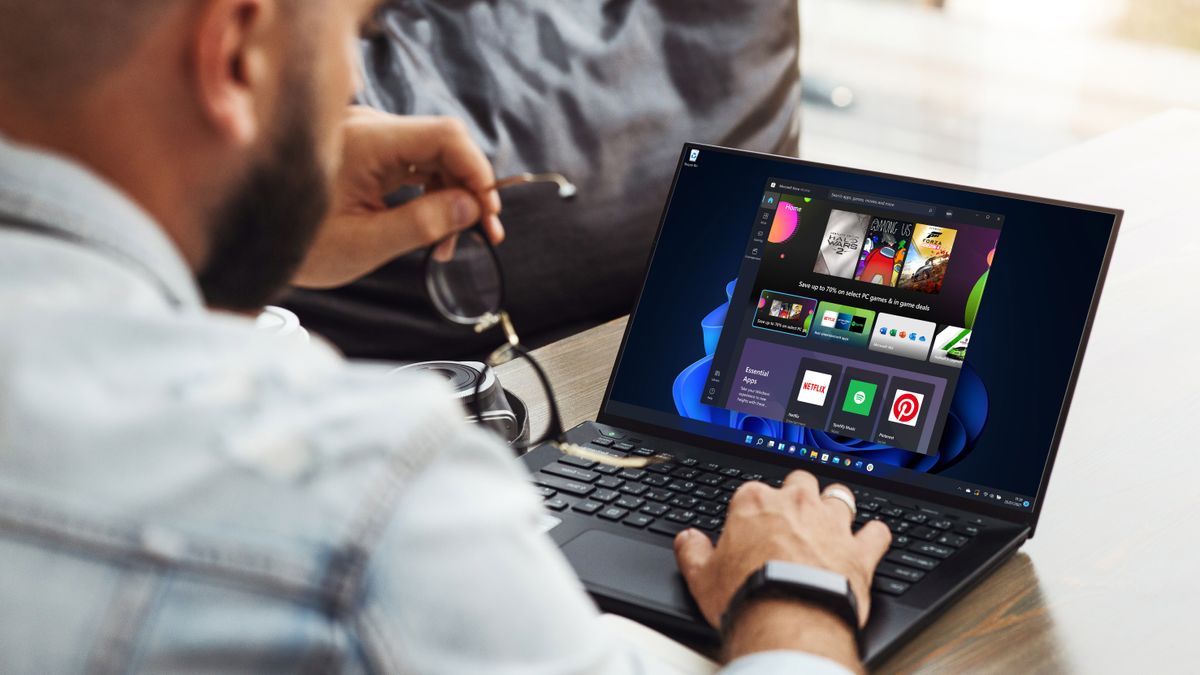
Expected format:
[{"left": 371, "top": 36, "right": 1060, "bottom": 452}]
[{"left": 595, "top": 143, "right": 1121, "bottom": 534}]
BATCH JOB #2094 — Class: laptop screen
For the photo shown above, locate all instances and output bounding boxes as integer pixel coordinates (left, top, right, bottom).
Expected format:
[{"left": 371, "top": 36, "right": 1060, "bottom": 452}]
[{"left": 601, "top": 144, "right": 1118, "bottom": 519}]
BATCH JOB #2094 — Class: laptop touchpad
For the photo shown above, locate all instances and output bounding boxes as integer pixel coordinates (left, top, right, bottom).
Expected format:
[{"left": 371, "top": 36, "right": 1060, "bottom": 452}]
[{"left": 562, "top": 529, "right": 696, "bottom": 614}]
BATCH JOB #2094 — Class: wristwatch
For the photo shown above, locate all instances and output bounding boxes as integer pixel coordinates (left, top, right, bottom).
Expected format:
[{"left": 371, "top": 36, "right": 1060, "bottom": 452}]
[{"left": 720, "top": 561, "right": 861, "bottom": 649}]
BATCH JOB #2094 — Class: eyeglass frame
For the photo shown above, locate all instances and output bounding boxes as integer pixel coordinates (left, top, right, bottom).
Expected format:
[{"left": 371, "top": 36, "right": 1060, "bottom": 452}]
[{"left": 420, "top": 175, "right": 667, "bottom": 468}]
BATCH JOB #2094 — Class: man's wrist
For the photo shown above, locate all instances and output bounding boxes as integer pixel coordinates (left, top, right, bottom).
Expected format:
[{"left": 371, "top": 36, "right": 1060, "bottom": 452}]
[{"left": 724, "top": 598, "right": 861, "bottom": 673}]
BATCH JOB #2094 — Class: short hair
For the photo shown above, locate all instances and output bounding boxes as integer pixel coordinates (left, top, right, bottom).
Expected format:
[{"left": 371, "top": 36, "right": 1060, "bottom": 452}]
[{"left": 0, "top": 2, "right": 183, "bottom": 101}]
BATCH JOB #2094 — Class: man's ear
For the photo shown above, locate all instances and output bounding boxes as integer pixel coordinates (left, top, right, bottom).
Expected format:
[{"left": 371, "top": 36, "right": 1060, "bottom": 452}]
[{"left": 191, "top": 0, "right": 278, "bottom": 146}]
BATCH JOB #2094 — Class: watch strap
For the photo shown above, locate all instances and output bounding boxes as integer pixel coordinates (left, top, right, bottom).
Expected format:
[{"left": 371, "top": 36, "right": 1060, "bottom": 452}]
[{"left": 719, "top": 561, "right": 861, "bottom": 652}]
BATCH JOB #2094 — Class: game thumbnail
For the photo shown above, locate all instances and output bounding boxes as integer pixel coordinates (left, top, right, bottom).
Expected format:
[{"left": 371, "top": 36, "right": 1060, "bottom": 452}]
[
  {"left": 898, "top": 224, "right": 957, "bottom": 294},
  {"left": 854, "top": 217, "right": 915, "bottom": 287},
  {"left": 813, "top": 209, "right": 869, "bottom": 279}
]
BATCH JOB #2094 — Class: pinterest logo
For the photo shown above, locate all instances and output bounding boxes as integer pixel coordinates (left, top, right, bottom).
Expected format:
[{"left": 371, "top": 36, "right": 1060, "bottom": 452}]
[{"left": 888, "top": 390, "right": 924, "bottom": 427}]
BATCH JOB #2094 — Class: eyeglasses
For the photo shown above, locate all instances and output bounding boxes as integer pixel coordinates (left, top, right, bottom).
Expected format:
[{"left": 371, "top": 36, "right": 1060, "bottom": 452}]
[{"left": 424, "top": 173, "right": 668, "bottom": 469}]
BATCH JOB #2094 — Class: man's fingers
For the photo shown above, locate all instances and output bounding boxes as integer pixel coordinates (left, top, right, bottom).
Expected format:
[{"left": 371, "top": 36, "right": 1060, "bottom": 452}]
[
  {"left": 854, "top": 520, "right": 892, "bottom": 565},
  {"left": 431, "top": 236, "right": 459, "bottom": 263},
  {"left": 782, "top": 470, "right": 819, "bottom": 497},
  {"left": 820, "top": 483, "right": 857, "bottom": 524},
  {"left": 354, "top": 112, "right": 501, "bottom": 215},
  {"left": 388, "top": 188, "right": 482, "bottom": 252},
  {"left": 673, "top": 528, "right": 714, "bottom": 585},
  {"left": 481, "top": 214, "right": 506, "bottom": 246}
]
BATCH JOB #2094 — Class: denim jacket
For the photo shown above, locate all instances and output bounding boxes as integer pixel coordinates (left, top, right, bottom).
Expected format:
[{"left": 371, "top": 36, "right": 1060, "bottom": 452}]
[{"left": 0, "top": 134, "right": 845, "bottom": 674}]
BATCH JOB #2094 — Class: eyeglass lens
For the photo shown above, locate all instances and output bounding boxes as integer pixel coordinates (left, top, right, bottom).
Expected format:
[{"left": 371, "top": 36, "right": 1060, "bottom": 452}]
[{"left": 426, "top": 229, "right": 503, "bottom": 323}]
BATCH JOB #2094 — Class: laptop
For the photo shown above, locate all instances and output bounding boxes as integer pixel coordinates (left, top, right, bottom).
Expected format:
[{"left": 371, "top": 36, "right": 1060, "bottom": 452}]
[{"left": 521, "top": 143, "right": 1120, "bottom": 666}]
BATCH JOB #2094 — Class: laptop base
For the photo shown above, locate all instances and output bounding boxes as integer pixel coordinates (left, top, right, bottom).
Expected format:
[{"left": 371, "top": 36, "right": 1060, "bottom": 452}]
[{"left": 523, "top": 421, "right": 1029, "bottom": 666}]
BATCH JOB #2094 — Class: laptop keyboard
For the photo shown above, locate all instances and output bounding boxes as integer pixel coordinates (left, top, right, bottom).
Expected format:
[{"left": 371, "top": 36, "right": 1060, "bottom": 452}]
[{"left": 532, "top": 438, "right": 989, "bottom": 598}]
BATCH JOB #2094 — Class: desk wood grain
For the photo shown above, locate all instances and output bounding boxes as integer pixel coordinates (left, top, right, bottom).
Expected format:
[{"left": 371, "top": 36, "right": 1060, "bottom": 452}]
[{"left": 499, "top": 109, "right": 1200, "bottom": 673}]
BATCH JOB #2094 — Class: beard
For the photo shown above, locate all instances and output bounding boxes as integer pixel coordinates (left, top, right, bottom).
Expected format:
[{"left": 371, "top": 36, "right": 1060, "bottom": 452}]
[{"left": 196, "top": 89, "right": 330, "bottom": 313}]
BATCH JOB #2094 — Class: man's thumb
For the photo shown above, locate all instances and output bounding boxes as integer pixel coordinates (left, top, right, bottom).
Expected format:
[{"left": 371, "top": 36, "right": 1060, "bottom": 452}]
[
  {"left": 674, "top": 529, "right": 714, "bottom": 582},
  {"left": 388, "top": 188, "right": 482, "bottom": 249}
]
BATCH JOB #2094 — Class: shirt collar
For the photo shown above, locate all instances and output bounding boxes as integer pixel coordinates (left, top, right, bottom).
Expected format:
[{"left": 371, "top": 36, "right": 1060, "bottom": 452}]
[{"left": 0, "top": 133, "right": 205, "bottom": 310}]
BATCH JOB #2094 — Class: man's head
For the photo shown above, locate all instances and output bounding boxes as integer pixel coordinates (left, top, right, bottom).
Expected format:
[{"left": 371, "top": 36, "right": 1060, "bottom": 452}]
[{"left": 0, "top": 0, "right": 383, "bottom": 311}]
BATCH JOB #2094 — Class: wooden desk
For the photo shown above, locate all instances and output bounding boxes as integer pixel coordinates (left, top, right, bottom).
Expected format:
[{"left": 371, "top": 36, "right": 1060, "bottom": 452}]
[{"left": 498, "top": 109, "right": 1200, "bottom": 673}]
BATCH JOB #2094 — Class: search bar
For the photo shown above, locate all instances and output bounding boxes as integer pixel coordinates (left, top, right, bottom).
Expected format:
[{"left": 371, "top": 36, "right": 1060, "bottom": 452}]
[{"left": 827, "top": 190, "right": 939, "bottom": 218}]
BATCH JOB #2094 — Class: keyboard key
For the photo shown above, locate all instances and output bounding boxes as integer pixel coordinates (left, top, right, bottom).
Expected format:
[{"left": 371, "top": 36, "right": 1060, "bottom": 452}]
[
  {"left": 882, "top": 507, "right": 905, "bottom": 518},
  {"left": 892, "top": 535, "right": 911, "bottom": 548},
  {"left": 591, "top": 438, "right": 615, "bottom": 448},
  {"left": 593, "top": 464, "right": 620, "bottom": 476},
  {"left": 619, "top": 469, "right": 646, "bottom": 481},
  {"left": 904, "top": 512, "right": 928, "bottom": 524},
  {"left": 717, "top": 493, "right": 732, "bottom": 505},
  {"left": 876, "top": 562, "right": 925, "bottom": 583},
  {"left": 591, "top": 489, "right": 619, "bottom": 503},
  {"left": 720, "top": 468, "right": 742, "bottom": 477},
  {"left": 680, "top": 457, "right": 699, "bottom": 467},
  {"left": 598, "top": 506, "right": 629, "bottom": 521},
  {"left": 910, "top": 542, "right": 954, "bottom": 559},
  {"left": 722, "top": 479, "right": 745, "bottom": 491},
  {"left": 544, "top": 498, "right": 568, "bottom": 511},
  {"left": 632, "top": 446, "right": 655, "bottom": 456},
  {"left": 669, "top": 496, "right": 698, "bottom": 509},
  {"left": 909, "top": 525, "right": 937, "bottom": 541},
  {"left": 694, "top": 486, "right": 722, "bottom": 500},
  {"left": 644, "top": 488, "right": 674, "bottom": 502},
  {"left": 623, "top": 514, "right": 655, "bottom": 528},
  {"left": 559, "top": 455, "right": 596, "bottom": 469},
  {"left": 535, "top": 475, "right": 594, "bottom": 497},
  {"left": 667, "top": 480, "right": 697, "bottom": 493},
  {"left": 643, "top": 474, "right": 671, "bottom": 487},
  {"left": 596, "top": 476, "right": 624, "bottom": 489},
  {"left": 744, "top": 473, "right": 764, "bottom": 482},
  {"left": 536, "top": 487, "right": 556, "bottom": 498},
  {"left": 768, "top": 478, "right": 784, "bottom": 488},
  {"left": 542, "top": 464, "right": 599, "bottom": 483},
  {"left": 619, "top": 483, "right": 648, "bottom": 496},
  {"left": 640, "top": 502, "right": 670, "bottom": 517},
  {"left": 666, "top": 510, "right": 697, "bottom": 524},
  {"left": 700, "top": 462, "right": 721, "bottom": 472},
  {"left": 860, "top": 501, "right": 881, "bottom": 512},
  {"left": 616, "top": 496, "right": 645, "bottom": 510},
  {"left": 648, "top": 520, "right": 691, "bottom": 538},
  {"left": 693, "top": 516, "right": 722, "bottom": 531},
  {"left": 614, "top": 442, "right": 635, "bottom": 451},
  {"left": 885, "top": 550, "right": 939, "bottom": 571},
  {"left": 937, "top": 533, "right": 970, "bottom": 548},
  {"left": 696, "top": 501, "right": 725, "bottom": 516},
  {"left": 672, "top": 467, "right": 701, "bottom": 480},
  {"left": 572, "top": 500, "right": 603, "bottom": 515},
  {"left": 957, "top": 524, "right": 981, "bottom": 536},
  {"left": 929, "top": 519, "right": 953, "bottom": 530},
  {"left": 697, "top": 473, "right": 725, "bottom": 486},
  {"left": 873, "top": 577, "right": 911, "bottom": 596}
]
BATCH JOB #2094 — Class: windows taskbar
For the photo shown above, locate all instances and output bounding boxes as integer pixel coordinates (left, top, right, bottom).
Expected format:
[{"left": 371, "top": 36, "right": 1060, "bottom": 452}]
[{"left": 601, "top": 401, "right": 1035, "bottom": 513}]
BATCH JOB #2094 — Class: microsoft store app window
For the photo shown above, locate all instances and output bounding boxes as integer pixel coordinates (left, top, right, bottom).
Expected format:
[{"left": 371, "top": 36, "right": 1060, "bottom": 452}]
[{"left": 701, "top": 180, "right": 1002, "bottom": 457}]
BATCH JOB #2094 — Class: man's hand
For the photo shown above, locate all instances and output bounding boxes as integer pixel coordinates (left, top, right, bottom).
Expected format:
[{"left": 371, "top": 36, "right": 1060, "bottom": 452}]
[
  {"left": 293, "top": 107, "right": 504, "bottom": 289},
  {"left": 674, "top": 472, "right": 890, "bottom": 671}
]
